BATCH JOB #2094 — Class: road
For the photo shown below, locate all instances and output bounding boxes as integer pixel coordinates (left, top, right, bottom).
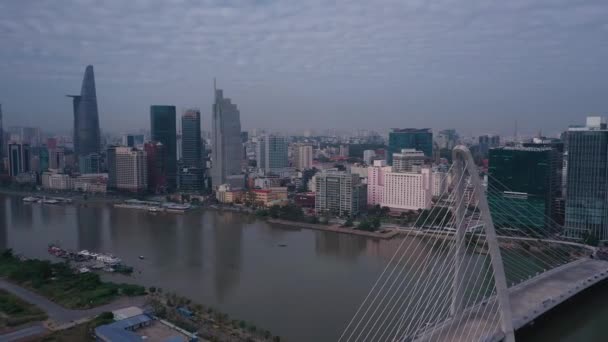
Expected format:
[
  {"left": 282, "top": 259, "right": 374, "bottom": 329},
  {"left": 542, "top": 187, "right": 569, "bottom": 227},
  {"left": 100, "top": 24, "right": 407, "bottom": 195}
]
[
  {"left": 0, "top": 324, "right": 46, "bottom": 342},
  {"left": 0, "top": 279, "right": 147, "bottom": 341}
]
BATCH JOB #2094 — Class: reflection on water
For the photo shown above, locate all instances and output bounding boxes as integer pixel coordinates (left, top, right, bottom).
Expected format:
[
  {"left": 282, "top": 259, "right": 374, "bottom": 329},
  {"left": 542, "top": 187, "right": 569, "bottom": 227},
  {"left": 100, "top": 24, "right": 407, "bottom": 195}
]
[
  {"left": 210, "top": 212, "right": 243, "bottom": 302},
  {"left": 0, "top": 194, "right": 597, "bottom": 342}
]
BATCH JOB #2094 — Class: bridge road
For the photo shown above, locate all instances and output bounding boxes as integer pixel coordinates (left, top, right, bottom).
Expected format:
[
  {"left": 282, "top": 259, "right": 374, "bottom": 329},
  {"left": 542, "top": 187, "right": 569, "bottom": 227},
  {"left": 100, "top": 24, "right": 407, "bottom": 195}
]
[{"left": 414, "top": 258, "right": 608, "bottom": 342}]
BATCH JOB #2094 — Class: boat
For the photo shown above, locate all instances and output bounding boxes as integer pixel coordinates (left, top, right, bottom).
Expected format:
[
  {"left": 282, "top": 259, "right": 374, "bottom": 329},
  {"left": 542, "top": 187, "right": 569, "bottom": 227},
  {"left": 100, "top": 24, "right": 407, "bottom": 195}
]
[
  {"left": 96, "top": 254, "right": 121, "bottom": 265},
  {"left": 138, "top": 255, "right": 145, "bottom": 260},
  {"left": 23, "top": 196, "right": 39, "bottom": 203},
  {"left": 148, "top": 207, "right": 162, "bottom": 213},
  {"left": 278, "top": 244, "right": 288, "bottom": 247},
  {"left": 42, "top": 198, "right": 60, "bottom": 204},
  {"left": 78, "top": 267, "right": 91, "bottom": 273}
]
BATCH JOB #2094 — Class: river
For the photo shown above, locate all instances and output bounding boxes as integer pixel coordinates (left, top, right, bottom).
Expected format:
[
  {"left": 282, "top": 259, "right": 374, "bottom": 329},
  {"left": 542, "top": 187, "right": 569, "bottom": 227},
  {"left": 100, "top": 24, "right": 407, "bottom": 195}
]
[{"left": 0, "top": 194, "right": 605, "bottom": 341}]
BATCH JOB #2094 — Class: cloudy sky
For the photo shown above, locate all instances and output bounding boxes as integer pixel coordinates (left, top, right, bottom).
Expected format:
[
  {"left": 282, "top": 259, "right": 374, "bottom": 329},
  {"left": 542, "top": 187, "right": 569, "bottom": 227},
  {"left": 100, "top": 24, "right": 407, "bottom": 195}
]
[{"left": 0, "top": 0, "right": 607, "bottom": 136}]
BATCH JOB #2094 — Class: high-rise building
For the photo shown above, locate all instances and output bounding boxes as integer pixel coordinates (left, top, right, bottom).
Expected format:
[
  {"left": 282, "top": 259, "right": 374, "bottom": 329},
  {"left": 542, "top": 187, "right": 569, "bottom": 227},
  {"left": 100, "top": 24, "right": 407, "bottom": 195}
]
[
  {"left": 478, "top": 134, "right": 500, "bottom": 157},
  {"left": 257, "top": 134, "right": 288, "bottom": 174},
  {"left": 49, "top": 147, "right": 65, "bottom": 171},
  {"left": 488, "top": 146, "right": 561, "bottom": 232},
  {"left": 565, "top": 117, "right": 608, "bottom": 240},
  {"left": 382, "top": 168, "right": 433, "bottom": 211},
  {"left": 144, "top": 142, "right": 167, "bottom": 193},
  {"left": 38, "top": 146, "right": 49, "bottom": 173},
  {"left": 107, "top": 146, "right": 147, "bottom": 192},
  {"left": 294, "top": 144, "right": 313, "bottom": 170},
  {"left": 179, "top": 109, "right": 203, "bottom": 192},
  {"left": 432, "top": 170, "right": 448, "bottom": 197},
  {"left": 436, "top": 129, "right": 459, "bottom": 150},
  {"left": 8, "top": 143, "right": 31, "bottom": 177},
  {"left": 367, "top": 160, "right": 391, "bottom": 206},
  {"left": 79, "top": 153, "right": 101, "bottom": 174},
  {"left": 392, "top": 149, "right": 426, "bottom": 173},
  {"left": 150, "top": 105, "right": 177, "bottom": 189},
  {"left": 314, "top": 170, "right": 367, "bottom": 217},
  {"left": 363, "top": 150, "right": 376, "bottom": 165},
  {"left": 339, "top": 145, "right": 349, "bottom": 158},
  {"left": 122, "top": 134, "right": 144, "bottom": 148},
  {"left": 181, "top": 109, "right": 202, "bottom": 167},
  {"left": 211, "top": 85, "right": 243, "bottom": 188},
  {"left": 388, "top": 128, "right": 433, "bottom": 164},
  {"left": 68, "top": 65, "right": 100, "bottom": 165},
  {"left": 367, "top": 160, "right": 433, "bottom": 211}
]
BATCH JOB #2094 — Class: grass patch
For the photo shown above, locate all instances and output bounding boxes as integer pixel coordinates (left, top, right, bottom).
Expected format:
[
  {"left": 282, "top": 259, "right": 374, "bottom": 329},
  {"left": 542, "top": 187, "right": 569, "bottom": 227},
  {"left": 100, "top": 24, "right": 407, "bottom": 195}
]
[
  {"left": 0, "top": 249, "right": 146, "bottom": 309},
  {"left": 0, "top": 289, "right": 47, "bottom": 329}
]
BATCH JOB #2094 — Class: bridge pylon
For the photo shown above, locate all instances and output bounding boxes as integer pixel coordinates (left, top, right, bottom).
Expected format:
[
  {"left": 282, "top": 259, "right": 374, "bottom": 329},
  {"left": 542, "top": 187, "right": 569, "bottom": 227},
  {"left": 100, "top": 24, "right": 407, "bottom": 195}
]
[{"left": 452, "top": 145, "right": 515, "bottom": 342}]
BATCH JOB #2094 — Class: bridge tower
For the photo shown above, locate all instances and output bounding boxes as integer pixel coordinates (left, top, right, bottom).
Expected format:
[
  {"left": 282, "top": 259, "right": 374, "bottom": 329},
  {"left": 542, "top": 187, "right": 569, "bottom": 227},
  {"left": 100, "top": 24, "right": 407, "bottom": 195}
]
[{"left": 452, "top": 145, "right": 515, "bottom": 342}]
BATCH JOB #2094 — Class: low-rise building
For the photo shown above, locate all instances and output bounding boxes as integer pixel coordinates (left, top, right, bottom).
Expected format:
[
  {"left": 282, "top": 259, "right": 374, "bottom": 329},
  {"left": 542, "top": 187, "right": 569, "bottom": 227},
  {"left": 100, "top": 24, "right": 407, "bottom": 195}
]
[
  {"left": 216, "top": 184, "right": 244, "bottom": 204},
  {"left": 252, "top": 187, "right": 288, "bottom": 207},
  {"left": 74, "top": 173, "right": 108, "bottom": 193},
  {"left": 294, "top": 192, "right": 316, "bottom": 208},
  {"left": 41, "top": 172, "right": 73, "bottom": 191}
]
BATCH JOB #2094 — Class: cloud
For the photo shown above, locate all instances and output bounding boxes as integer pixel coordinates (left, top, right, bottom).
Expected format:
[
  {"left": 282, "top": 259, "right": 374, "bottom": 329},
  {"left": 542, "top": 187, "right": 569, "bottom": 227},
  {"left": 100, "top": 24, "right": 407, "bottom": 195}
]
[{"left": 0, "top": 0, "right": 607, "bottom": 135}]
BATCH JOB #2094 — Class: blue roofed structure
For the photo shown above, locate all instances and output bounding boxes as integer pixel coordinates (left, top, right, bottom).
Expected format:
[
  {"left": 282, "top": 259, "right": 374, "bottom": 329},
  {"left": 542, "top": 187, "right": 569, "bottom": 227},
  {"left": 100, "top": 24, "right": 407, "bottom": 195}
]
[{"left": 94, "top": 314, "right": 152, "bottom": 342}]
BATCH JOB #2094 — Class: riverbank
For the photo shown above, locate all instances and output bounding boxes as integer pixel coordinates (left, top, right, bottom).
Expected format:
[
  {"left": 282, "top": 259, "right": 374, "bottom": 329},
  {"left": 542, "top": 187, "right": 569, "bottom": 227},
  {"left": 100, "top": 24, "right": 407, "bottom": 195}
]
[
  {"left": 0, "top": 249, "right": 145, "bottom": 309},
  {"left": 267, "top": 219, "right": 400, "bottom": 239},
  {"left": 0, "top": 187, "right": 125, "bottom": 205}
]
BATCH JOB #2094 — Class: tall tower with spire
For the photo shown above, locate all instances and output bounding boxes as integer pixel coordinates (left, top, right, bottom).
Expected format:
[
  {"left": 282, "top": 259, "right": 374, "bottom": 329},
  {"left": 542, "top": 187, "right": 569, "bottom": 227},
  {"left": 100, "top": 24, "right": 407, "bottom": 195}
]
[
  {"left": 68, "top": 65, "right": 100, "bottom": 169},
  {"left": 211, "top": 81, "right": 243, "bottom": 188}
]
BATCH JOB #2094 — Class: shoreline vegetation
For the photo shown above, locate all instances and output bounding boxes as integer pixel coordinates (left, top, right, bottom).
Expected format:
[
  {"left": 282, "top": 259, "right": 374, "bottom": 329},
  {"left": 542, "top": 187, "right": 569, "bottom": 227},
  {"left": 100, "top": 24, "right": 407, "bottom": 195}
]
[
  {"left": 0, "top": 249, "right": 145, "bottom": 309},
  {"left": 0, "top": 289, "right": 47, "bottom": 332},
  {"left": 0, "top": 250, "right": 280, "bottom": 341}
]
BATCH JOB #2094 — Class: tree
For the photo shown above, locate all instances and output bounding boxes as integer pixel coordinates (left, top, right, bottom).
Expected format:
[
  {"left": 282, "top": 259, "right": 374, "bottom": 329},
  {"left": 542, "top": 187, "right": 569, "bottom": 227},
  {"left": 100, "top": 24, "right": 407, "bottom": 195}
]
[
  {"left": 582, "top": 229, "right": 600, "bottom": 247},
  {"left": 344, "top": 218, "right": 354, "bottom": 227}
]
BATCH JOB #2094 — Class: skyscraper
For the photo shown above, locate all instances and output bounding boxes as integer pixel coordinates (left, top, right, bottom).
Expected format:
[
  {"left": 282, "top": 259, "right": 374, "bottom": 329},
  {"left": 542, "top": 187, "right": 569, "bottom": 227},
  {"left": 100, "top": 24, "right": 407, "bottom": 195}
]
[
  {"left": 69, "top": 65, "right": 101, "bottom": 165},
  {"left": 181, "top": 109, "right": 202, "bottom": 167},
  {"left": 294, "top": 144, "right": 313, "bottom": 170},
  {"left": 387, "top": 128, "right": 433, "bottom": 164},
  {"left": 8, "top": 143, "right": 30, "bottom": 177},
  {"left": 488, "top": 146, "right": 561, "bottom": 232},
  {"left": 565, "top": 117, "right": 608, "bottom": 240},
  {"left": 479, "top": 134, "right": 500, "bottom": 157},
  {"left": 256, "top": 134, "right": 288, "bottom": 174},
  {"left": 180, "top": 109, "right": 204, "bottom": 192},
  {"left": 211, "top": 84, "right": 243, "bottom": 188},
  {"left": 150, "top": 105, "right": 177, "bottom": 189},
  {"left": 144, "top": 142, "right": 167, "bottom": 193}
]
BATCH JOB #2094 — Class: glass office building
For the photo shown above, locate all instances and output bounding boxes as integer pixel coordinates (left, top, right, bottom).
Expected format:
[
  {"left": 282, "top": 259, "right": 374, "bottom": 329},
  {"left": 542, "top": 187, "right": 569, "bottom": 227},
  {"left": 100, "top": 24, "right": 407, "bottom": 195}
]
[{"left": 387, "top": 128, "right": 432, "bottom": 164}]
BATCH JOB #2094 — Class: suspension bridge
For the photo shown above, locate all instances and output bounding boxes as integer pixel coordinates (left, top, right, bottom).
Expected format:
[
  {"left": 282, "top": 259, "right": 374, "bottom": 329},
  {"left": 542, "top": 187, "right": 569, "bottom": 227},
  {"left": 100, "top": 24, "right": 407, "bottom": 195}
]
[{"left": 339, "top": 146, "right": 608, "bottom": 342}]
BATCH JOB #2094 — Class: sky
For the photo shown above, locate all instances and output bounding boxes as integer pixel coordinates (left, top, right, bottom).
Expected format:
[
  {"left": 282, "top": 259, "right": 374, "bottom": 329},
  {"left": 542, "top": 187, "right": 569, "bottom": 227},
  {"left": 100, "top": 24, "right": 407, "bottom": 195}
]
[{"left": 0, "top": 0, "right": 607, "bottom": 136}]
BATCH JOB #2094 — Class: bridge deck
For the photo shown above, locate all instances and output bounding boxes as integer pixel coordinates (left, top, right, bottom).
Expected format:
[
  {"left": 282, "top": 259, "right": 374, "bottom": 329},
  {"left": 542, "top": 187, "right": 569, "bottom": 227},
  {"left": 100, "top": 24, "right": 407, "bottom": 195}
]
[{"left": 414, "top": 258, "right": 608, "bottom": 342}]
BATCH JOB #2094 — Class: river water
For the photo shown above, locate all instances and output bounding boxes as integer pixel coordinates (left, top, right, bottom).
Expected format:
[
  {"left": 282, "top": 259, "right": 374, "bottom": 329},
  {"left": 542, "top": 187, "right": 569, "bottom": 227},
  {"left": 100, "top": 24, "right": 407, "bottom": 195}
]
[{"left": 0, "top": 194, "right": 605, "bottom": 341}]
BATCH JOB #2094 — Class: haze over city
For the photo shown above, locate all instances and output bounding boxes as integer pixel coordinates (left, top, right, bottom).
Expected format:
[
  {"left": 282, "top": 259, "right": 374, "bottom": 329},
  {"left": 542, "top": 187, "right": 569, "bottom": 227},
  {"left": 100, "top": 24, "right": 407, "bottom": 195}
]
[{"left": 1, "top": 0, "right": 607, "bottom": 135}]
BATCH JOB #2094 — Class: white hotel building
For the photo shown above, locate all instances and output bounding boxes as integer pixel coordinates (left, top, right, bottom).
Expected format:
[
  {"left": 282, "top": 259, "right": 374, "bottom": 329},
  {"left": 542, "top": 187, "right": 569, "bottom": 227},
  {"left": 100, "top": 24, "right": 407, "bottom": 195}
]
[{"left": 368, "top": 159, "right": 437, "bottom": 211}]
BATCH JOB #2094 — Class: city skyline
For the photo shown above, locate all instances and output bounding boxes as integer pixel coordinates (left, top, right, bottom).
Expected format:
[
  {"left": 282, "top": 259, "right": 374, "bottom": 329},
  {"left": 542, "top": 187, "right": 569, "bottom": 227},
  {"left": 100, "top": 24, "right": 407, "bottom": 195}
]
[{"left": 0, "top": 1, "right": 607, "bottom": 135}]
